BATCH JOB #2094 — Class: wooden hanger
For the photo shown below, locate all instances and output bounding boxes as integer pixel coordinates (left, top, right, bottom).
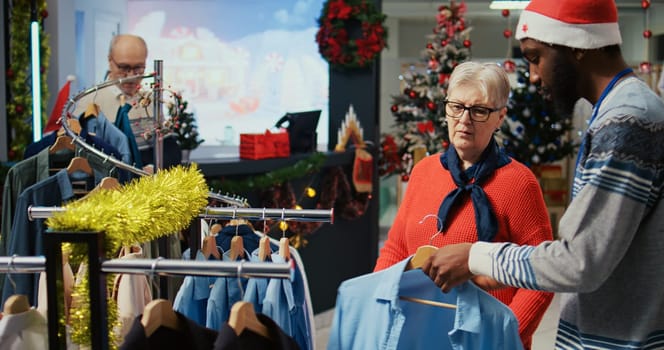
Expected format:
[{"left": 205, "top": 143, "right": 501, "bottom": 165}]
[
  {"left": 96, "top": 177, "right": 120, "bottom": 190},
  {"left": 141, "top": 299, "right": 180, "bottom": 337},
  {"left": 84, "top": 103, "right": 99, "bottom": 118},
  {"left": 57, "top": 119, "right": 82, "bottom": 136},
  {"left": 399, "top": 296, "right": 457, "bottom": 309},
  {"left": 3, "top": 294, "right": 30, "bottom": 314},
  {"left": 230, "top": 235, "right": 245, "bottom": 261},
  {"left": 278, "top": 237, "right": 290, "bottom": 261},
  {"left": 67, "top": 156, "right": 94, "bottom": 176},
  {"left": 228, "top": 301, "right": 269, "bottom": 338},
  {"left": 258, "top": 236, "right": 272, "bottom": 261},
  {"left": 210, "top": 223, "right": 223, "bottom": 235},
  {"left": 405, "top": 214, "right": 444, "bottom": 271},
  {"left": 405, "top": 245, "right": 438, "bottom": 271},
  {"left": 202, "top": 235, "right": 221, "bottom": 260},
  {"left": 49, "top": 135, "right": 75, "bottom": 153}
]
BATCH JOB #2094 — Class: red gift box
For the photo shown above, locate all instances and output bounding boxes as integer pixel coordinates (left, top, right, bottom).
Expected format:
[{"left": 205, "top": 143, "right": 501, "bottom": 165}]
[{"left": 239, "top": 130, "right": 290, "bottom": 160}]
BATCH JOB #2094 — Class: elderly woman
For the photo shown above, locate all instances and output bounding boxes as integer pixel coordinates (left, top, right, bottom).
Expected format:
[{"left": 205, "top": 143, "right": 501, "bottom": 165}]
[{"left": 374, "top": 61, "right": 553, "bottom": 349}]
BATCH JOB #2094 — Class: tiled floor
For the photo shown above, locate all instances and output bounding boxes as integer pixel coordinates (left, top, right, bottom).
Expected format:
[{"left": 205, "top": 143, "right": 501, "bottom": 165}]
[{"left": 314, "top": 293, "right": 561, "bottom": 349}]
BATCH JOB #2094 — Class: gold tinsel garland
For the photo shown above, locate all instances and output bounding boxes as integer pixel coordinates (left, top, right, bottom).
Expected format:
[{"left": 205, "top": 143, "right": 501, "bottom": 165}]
[{"left": 46, "top": 164, "right": 209, "bottom": 347}]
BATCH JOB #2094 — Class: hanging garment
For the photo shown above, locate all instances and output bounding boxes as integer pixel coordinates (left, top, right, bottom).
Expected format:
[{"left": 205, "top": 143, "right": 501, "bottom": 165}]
[
  {"left": 327, "top": 258, "right": 523, "bottom": 350},
  {"left": 173, "top": 248, "right": 217, "bottom": 327},
  {"left": 114, "top": 104, "right": 143, "bottom": 168},
  {"left": 111, "top": 246, "right": 153, "bottom": 339},
  {"left": 2, "top": 170, "right": 76, "bottom": 306},
  {"left": 206, "top": 250, "right": 250, "bottom": 331},
  {"left": 1, "top": 147, "right": 51, "bottom": 257},
  {"left": 214, "top": 312, "right": 301, "bottom": 350},
  {"left": 242, "top": 249, "right": 272, "bottom": 313},
  {"left": 0, "top": 308, "right": 48, "bottom": 350},
  {"left": 261, "top": 253, "right": 311, "bottom": 350},
  {"left": 36, "top": 260, "right": 75, "bottom": 322},
  {"left": 119, "top": 311, "right": 218, "bottom": 350},
  {"left": 251, "top": 232, "right": 315, "bottom": 350},
  {"left": 79, "top": 111, "right": 132, "bottom": 166}
]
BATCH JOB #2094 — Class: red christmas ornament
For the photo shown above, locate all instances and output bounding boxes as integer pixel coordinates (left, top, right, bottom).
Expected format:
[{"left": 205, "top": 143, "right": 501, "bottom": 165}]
[
  {"left": 408, "top": 90, "right": 417, "bottom": 99},
  {"left": 639, "top": 61, "right": 652, "bottom": 74},
  {"left": 503, "top": 59, "right": 516, "bottom": 73},
  {"left": 390, "top": 104, "right": 398, "bottom": 113},
  {"left": 428, "top": 58, "right": 439, "bottom": 70},
  {"left": 438, "top": 73, "right": 449, "bottom": 85},
  {"left": 6, "top": 68, "right": 14, "bottom": 79},
  {"left": 7, "top": 149, "right": 16, "bottom": 159},
  {"left": 15, "top": 105, "right": 24, "bottom": 114},
  {"left": 426, "top": 43, "right": 434, "bottom": 50},
  {"left": 426, "top": 101, "right": 436, "bottom": 111},
  {"left": 442, "top": 140, "right": 450, "bottom": 149},
  {"left": 503, "top": 29, "right": 512, "bottom": 39},
  {"left": 641, "top": 0, "right": 650, "bottom": 9},
  {"left": 463, "top": 39, "right": 472, "bottom": 48},
  {"left": 643, "top": 30, "right": 652, "bottom": 39},
  {"left": 40, "top": 9, "right": 48, "bottom": 19},
  {"left": 457, "top": 23, "right": 465, "bottom": 31},
  {"left": 440, "top": 39, "right": 449, "bottom": 47},
  {"left": 401, "top": 174, "right": 409, "bottom": 182},
  {"left": 501, "top": 9, "right": 510, "bottom": 17}
]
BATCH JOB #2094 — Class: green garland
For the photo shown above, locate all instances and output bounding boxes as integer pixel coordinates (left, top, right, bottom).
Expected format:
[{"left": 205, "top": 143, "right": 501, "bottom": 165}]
[
  {"left": 209, "top": 152, "right": 326, "bottom": 194},
  {"left": 6, "top": 0, "right": 50, "bottom": 160}
]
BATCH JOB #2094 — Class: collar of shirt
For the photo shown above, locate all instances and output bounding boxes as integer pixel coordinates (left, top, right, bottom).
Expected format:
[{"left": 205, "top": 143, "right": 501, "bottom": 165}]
[{"left": 371, "top": 258, "right": 483, "bottom": 334}]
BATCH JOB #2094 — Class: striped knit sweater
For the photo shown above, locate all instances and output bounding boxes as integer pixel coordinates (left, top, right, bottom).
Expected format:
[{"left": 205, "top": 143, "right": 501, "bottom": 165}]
[
  {"left": 470, "top": 77, "right": 664, "bottom": 349},
  {"left": 375, "top": 153, "right": 554, "bottom": 349}
]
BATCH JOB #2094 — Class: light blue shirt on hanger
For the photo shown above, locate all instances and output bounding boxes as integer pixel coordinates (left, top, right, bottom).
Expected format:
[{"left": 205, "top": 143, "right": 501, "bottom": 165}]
[{"left": 327, "top": 258, "right": 523, "bottom": 350}]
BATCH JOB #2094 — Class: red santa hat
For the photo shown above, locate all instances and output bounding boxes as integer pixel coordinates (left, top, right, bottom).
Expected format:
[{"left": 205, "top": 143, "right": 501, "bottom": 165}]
[
  {"left": 515, "top": 0, "right": 622, "bottom": 49},
  {"left": 43, "top": 75, "right": 76, "bottom": 134}
]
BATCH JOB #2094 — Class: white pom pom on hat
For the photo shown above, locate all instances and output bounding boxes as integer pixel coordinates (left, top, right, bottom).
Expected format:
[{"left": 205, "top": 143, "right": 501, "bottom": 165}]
[{"left": 515, "top": 0, "right": 622, "bottom": 49}]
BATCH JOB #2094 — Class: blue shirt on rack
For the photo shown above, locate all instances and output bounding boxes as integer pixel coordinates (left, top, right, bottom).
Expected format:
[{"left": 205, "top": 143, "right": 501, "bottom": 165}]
[{"left": 327, "top": 258, "right": 523, "bottom": 350}]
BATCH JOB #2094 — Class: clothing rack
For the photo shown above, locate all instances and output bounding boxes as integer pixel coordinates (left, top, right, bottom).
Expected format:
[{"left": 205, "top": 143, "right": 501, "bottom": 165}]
[
  {"left": 27, "top": 205, "right": 334, "bottom": 222},
  {"left": 58, "top": 69, "right": 247, "bottom": 208},
  {"left": 7, "top": 229, "right": 291, "bottom": 350},
  {"left": 0, "top": 256, "right": 46, "bottom": 273}
]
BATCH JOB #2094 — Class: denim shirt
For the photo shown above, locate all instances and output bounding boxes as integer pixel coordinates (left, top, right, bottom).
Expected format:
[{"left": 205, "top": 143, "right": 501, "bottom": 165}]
[{"left": 2, "top": 170, "right": 75, "bottom": 305}]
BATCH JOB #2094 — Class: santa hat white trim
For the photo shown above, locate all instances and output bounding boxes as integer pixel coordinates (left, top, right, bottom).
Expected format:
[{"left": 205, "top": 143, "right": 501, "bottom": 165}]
[{"left": 515, "top": 10, "right": 622, "bottom": 49}]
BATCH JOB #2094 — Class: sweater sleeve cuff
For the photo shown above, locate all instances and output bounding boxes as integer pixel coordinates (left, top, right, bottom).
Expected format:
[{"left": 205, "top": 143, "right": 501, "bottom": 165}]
[{"left": 469, "top": 241, "right": 501, "bottom": 276}]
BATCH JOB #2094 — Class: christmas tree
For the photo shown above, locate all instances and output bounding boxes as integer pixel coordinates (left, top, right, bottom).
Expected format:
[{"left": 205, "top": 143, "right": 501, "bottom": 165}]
[
  {"left": 499, "top": 63, "right": 576, "bottom": 167},
  {"left": 379, "top": 0, "right": 472, "bottom": 180},
  {"left": 168, "top": 96, "right": 204, "bottom": 150}
]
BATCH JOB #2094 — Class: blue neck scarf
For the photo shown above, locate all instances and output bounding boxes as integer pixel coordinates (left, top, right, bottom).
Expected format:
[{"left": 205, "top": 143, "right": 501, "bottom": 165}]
[{"left": 438, "top": 138, "right": 511, "bottom": 242}]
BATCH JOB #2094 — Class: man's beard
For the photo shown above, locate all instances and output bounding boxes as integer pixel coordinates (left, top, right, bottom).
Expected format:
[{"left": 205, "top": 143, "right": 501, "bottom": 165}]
[{"left": 543, "top": 55, "right": 579, "bottom": 119}]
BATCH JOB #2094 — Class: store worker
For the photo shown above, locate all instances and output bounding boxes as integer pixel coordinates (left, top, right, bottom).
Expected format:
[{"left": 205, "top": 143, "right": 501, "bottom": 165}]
[
  {"left": 374, "top": 61, "right": 554, "bottom": 349},
  {"left": 422, "top": 0, "right": 664, "bottom": 348},
  {"left": 73, "top": 34, "right": 181, "bottom": 170}
]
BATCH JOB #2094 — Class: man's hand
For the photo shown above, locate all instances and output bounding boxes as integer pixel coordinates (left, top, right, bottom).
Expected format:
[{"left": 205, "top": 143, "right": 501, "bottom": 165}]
[{"left": 422, "top": 243, "right": 474, "bottom": 293}]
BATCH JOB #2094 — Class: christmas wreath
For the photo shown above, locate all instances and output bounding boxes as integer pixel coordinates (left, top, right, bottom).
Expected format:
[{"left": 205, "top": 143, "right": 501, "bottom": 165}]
[{"left": 316, "top": 0, "right": 388, "bottom": 69}]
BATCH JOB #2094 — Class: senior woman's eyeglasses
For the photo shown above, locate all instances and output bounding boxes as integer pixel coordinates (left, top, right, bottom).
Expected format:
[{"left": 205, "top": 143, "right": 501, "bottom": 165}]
[{"left": 443, "top": 100, "right": 502, "bottom": 122}]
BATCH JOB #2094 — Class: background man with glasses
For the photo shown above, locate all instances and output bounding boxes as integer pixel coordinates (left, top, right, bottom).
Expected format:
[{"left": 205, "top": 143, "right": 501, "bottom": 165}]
[
  {"left": 74, "top": 34, "right": 181, "bottom": 171},
  {"left": 373, "top": 61, "right": 553, "bottom": 349}
]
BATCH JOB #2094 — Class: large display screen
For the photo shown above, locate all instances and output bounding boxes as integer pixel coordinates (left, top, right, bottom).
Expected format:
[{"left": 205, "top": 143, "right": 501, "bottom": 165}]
[{"left": 127, "top": 0, "right": 329, "bottom": 151}]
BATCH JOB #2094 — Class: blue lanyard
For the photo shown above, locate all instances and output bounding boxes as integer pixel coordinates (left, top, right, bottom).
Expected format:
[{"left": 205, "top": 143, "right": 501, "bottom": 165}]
[{"left": 574, "top": 67, "right": 633, "bottom": 173}]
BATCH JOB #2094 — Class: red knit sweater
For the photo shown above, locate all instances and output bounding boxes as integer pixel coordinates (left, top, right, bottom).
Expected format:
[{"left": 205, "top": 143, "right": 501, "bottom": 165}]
[{"left": 374, "top": 154, "right": 554, "bottom": 349}]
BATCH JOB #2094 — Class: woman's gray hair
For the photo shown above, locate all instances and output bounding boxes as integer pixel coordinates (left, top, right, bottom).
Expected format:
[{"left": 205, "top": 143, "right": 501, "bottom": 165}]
[{"left": 447, "top": 61, "right": 510, "bottom": 107}]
